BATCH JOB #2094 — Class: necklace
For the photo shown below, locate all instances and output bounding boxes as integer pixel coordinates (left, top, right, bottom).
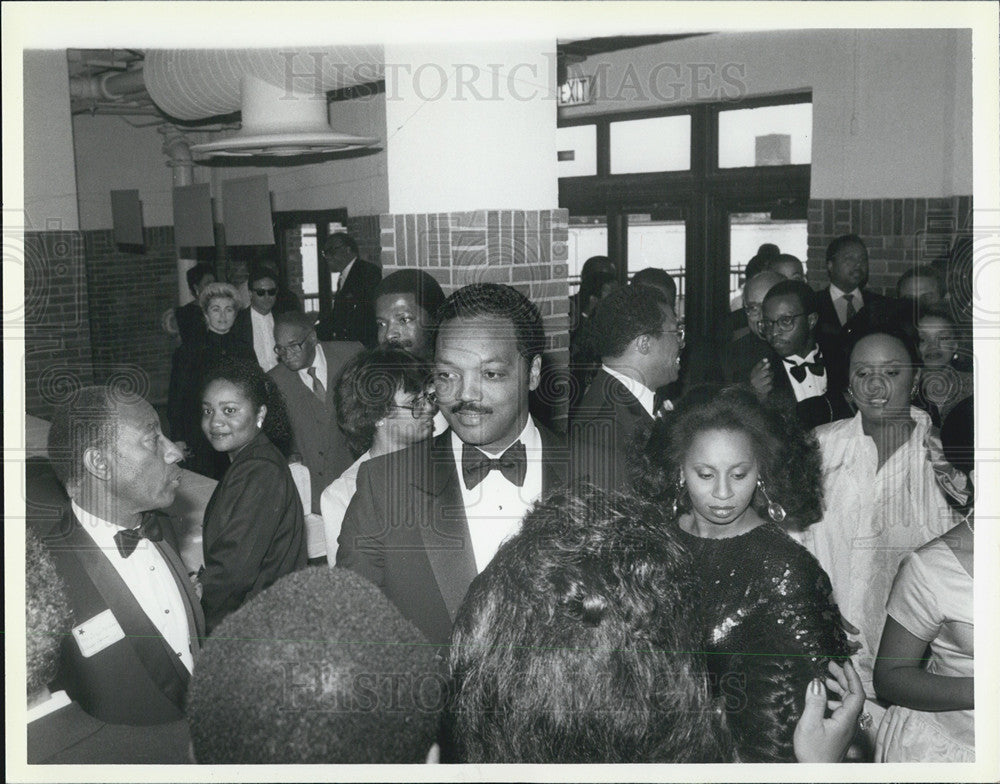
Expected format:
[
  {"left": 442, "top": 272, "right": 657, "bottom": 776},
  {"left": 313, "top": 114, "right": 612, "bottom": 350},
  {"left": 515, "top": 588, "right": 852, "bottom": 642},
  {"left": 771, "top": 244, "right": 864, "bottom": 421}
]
[{"left": 963, "top": 509, "right": 974, "bottom": 534}]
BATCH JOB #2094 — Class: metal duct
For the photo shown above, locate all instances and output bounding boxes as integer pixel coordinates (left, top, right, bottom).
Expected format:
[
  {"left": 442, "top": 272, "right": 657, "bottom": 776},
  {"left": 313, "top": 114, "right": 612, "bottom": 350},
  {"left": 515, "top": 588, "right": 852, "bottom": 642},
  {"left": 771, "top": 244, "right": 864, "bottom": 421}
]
[{"left": 143, "top": 48, "right": 384, "bottom": 158}]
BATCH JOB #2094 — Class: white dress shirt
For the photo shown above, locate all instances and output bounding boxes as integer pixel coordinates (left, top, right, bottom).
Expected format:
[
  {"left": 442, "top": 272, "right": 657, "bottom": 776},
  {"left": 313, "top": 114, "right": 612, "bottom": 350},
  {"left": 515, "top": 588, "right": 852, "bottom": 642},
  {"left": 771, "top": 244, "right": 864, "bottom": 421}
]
[
  {"left": 72, "top": 501, "right": 194, "bottom": 672},
  {"left": 250, "top": 308, "right": 277, "bottom": 372},
  {"left": 780, "top": 346, "right": 827, "bottom": 402},
  {"left": 829, "top": 283, "right": 865, "bottom": 326},
  {"left": 602, "top": 365, "right": 657, "bottom": 418},
  {"left": 320, "top": 450, "right": 372, "bottom": 567},
  {"left": 450, "top": 417, "right": 543, "bottom": 573},
  {"left": 296, "top": 343, "right": 329, "bottom": 397}
]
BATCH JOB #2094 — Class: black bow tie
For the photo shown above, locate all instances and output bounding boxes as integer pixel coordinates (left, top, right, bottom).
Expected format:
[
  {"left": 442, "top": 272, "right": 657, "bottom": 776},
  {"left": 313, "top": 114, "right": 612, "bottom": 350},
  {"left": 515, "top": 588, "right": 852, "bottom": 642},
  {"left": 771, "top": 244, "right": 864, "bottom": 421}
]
[
  {"left": 784, "top": 354, "right": 824, "bottom": 383},
  {"left": 461, "top": 441, "right": 527, "bottom": 490},
  {"left": 113, "top": 513, "right": 164, "bottom": 559}
]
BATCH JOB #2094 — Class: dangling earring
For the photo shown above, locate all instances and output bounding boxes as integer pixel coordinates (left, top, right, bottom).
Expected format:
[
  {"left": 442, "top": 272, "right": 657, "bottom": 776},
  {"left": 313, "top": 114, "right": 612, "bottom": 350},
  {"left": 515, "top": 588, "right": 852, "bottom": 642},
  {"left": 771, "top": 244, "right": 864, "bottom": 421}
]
[
  {"left": 256, "top": 418, "right": 264, "bottom": 429},
  {"left": 757, "top": 479, "right": 787, "bottom": 523},
  {"left": 672, "top": 474, "right": 685, "bottom": 518}
]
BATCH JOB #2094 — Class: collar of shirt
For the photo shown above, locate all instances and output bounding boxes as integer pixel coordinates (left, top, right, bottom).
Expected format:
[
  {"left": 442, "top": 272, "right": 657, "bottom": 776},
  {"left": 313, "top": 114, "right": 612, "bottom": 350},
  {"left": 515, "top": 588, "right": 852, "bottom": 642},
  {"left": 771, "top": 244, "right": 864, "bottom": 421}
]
[
  {"left": 602, "top": 365, "right": 657, "bottom": 418},
  {"left": 26, "top": 690, "right": 72, "bottom": 723},
  {"left": 297, "top": 342, "right": 328, "bottom": 390},
  {"left": 72, "top": 499, "right": 131, "bottom": 551},
  {"left": 829, "top": 282, "right": 864, "bottom": 310},
  {"left": 450, "top": 414, "right": 541, "bottom": 462},
  {"left": 338, "top": 258, "right": 357, "bottom": 287},
  {"left": 783, "top": 346, "right": 821, "bottom": 365}
]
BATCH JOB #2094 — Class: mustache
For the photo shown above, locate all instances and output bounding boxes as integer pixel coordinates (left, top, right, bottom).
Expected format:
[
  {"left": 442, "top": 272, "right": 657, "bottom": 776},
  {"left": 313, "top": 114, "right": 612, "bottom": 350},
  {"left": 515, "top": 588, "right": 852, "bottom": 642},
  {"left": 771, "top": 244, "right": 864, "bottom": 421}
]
[{"left": 451, "top": 402, "right": 493, "bottom": 415}]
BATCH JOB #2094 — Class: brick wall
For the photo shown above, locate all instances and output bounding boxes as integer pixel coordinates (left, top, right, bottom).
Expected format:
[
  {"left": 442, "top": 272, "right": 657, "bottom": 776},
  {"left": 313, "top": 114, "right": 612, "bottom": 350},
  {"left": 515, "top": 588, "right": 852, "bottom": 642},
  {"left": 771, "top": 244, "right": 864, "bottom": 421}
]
[
  {"left": 24, "top": 231, "right": 94, "bottom": 420},
  {"left": 83, "top": 226, "right": 180, "bottom": 406},
  {"left": 379, "top": 209, "right": 570, "bottom": 428},
  {"left": 806, "top": 196, "right": 973, "bottom": 295}
]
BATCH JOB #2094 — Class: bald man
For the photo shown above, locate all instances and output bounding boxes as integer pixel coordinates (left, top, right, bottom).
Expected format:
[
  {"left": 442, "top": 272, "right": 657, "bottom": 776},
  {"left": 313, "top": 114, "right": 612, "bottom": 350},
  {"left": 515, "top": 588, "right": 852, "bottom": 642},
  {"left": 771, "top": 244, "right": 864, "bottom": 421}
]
[{"left": 720, "top": 271, "right": 784, "bottom": 385}]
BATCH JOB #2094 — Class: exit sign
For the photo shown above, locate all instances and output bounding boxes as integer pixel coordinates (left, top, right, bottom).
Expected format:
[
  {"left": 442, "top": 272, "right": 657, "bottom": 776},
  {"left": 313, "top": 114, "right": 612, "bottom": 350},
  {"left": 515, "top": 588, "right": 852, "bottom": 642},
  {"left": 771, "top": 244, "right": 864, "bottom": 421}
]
[{"left": 558, "top": 76, "right": 592, "bottom": 106}]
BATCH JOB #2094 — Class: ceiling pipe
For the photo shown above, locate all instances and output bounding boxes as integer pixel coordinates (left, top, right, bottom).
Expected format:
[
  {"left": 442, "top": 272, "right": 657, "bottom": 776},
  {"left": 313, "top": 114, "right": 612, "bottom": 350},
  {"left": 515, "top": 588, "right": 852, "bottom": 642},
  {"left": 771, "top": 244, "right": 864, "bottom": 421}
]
[
  {"left": 159, "top": 124, "right": 199, "bottom": 304},
  {"left": 69, "top": 66, "right": 147, "bottom": 102}
]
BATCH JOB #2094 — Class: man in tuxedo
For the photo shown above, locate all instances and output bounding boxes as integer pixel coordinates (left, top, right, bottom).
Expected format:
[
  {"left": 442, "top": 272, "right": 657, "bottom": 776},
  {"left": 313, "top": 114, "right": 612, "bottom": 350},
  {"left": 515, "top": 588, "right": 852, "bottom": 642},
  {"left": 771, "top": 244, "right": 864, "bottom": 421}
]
[
  {"left": 336, "top": 283, "right": 568, "bottom": 647},
  {"left": 268, "top": 311, "right": 362, "bottom": 520},
  {"left": 719, "top": 270, "right": 784, "bottom": 385},
  {"left": 233, "top": 262, "right": 301, "bottom": 372},
  {"left": 755, "top": 279, "right": 853, "bottom": 429},
  {"left": 571, "top": 284, "right": 683, "bottom": 491},
  {"left": 175, "top": 262, "right": 215, "bottom": 346},
  {"left": 316, "top": 232, "right": 382, "bottom": 347},
  {"left": 816, "top": 234, "right": 896, "bottom": 370},
  {"left": 41, "top": 386, "right": 204, "bottom": 727}
]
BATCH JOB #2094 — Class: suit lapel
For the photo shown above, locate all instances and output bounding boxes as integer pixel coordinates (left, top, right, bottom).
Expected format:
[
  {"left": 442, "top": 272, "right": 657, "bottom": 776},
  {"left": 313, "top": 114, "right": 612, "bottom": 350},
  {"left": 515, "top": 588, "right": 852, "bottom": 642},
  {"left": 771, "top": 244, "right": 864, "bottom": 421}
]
[
  {"left": 57, "top": 514, "right": 193, "bottom": 698},
  {"left": 538, "top": 420, "right": 569, "bottom": 493},
  {"left": 416, "top": 433, "right": 477, "bottom": 621},
  {"left": 154, "top": 540, "right": 206, "bottom": 645}
]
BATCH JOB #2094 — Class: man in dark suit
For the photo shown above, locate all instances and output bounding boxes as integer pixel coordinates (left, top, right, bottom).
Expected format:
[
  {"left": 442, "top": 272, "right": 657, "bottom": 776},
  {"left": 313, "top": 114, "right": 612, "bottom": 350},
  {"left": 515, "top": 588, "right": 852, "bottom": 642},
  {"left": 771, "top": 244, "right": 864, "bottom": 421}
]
[
  {"left": 336, "top": 283, "right": 568, "bottom": 647},
  {"left": 26, "top": 530, "right": 191, "bottom": 764},
  {"left": 316, "top": 232, "right": 382, "bottom": 347},
  {"left": 755, "top": 279, "right": 853, "bottom": 430},
  {"left": 233, "top": 262, "right": 301, "bottom": 372},
  {"left": 816, "top": 234, "right": 897, "bottom": 376},
  {"left": 40, "top": 386, "right": 204, "bottom": 727},
  {"left": 571, "top": 284, "right": 683, "bottom": 491},
  {"left": 174, "top": 262, "right": 215, "bottom": 346},
  {"left": 268, "top": 311, "right": 362, "bottom": 519},
  {"left": 719, "top": 270, "right": 784, "bottom": 385}
]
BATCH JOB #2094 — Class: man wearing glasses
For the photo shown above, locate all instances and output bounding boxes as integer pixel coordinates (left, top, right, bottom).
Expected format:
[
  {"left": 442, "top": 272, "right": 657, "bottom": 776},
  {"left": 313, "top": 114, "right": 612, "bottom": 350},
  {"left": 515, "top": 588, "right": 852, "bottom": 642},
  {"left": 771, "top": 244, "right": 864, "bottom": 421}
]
[
  {"left": 235, "top": 262, "right": 301, "bottom": 372},
  {"left": 315, "top": 232, "right": 382, "bottom": 348},
  {"left": 755, "top": 279, "right": 852, "bottom": 430},
  {"left": 268, "top": 311, "right": 362, "bottom": 545}
]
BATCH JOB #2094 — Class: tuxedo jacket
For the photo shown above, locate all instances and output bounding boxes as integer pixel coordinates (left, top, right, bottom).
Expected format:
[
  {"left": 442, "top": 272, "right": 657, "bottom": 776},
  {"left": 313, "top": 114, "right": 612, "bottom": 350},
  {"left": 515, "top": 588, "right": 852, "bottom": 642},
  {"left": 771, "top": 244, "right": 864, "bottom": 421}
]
[
  {"left": 42, "top": 510, "right": 205, "bottom": 726},
  {"left": 720, "top": 331, "right": 773, "bottom": 385},
  {"left": 28, "top": 699, "right": 191, "bottom": 764},
  {"left": 570, "top": 369, "right": 654, "bottom": 492},
  {"left": 336, "top": 423, "right": 569, "bottom": 647},
  {"left": 316, "top": 258, "right": 382, "bottom": 347},
  {"left": 268, "top": 341, "right": 363, "bottom": 513},
  {"left": 815, "top": 287, "right": 897, "bottom": 384},
  {"left": 765, "top": 344, "right": 854, "bottom": 431},
  {"left": 200, "top": 431, "right": 307, "bottom": 633}
]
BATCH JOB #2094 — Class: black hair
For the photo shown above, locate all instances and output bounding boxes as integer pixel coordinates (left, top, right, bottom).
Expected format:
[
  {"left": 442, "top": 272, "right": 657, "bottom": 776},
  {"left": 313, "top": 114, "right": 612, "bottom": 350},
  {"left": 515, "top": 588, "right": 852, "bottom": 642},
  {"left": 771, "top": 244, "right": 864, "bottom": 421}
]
[
  {"left": 577, "top": 269, "right": 618, "bottom": 308},
  {"left": 744, "top": 243, "right": 781, "bottom": 282},
  {"left": 825, "top": 233, "right": 868, "bottom": 265},
  {"left": 589, "top": 284, "right": 670, "bottom": 359},
  {"left": 185, "top": 262, "right": 216, "bottom": 296},
  {"left": 940, "top": 395, "right": 974, "bottom": 477},
  {"left": 374, "top": 269, "right": 446, "bottom": 321},
  {"left": 273, "top": 310, "right": 318, "bottom": 334},
  {"left": 187, "top": 567, "right": 443, "bottom": 764},
  {"left": 445, "top": 485, "right": 732, "bottom": 763},
  {"left": 631, "top": 267, "right": 677, "bottom": 308},
  {"left": 896, "top": 264, "right": 944, "bottom": 299},
  {"left": 200, "top": 358, "right": 293, "bottom": 456},
  {"left": 630, "top": 384, "right": 824, "bottom": 530},
  {"left": 762, "top": 278, "right": 818, "bottom": 316},
  {"left": 26, "top": 529, "right": 73, "bottom": 696},
  {"left": 47, "top": 385, "right": 125, "bottom": 490},
  {"left": 436, "top": 283, "right": 545, "bottom": 365},
  {"left": 845, "top": 323, "right": 922, "bottom": 368},
  {"left": 335, "top": 347, "right": 432, "bottom": 455},
  {"left": 248, "top": 263, "right": 280, "bottom": 288},
  {"left": 325, "top": 231, "right": 359, "bottom": 255}
]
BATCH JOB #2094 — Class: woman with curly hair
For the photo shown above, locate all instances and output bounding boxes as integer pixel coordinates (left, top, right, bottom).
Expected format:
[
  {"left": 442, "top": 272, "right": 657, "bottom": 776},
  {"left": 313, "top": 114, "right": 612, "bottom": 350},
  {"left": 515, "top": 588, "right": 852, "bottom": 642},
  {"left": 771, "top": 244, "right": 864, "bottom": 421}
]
[
  {"left": 631, "top": 384, "right": 851, "bottom": 762},
  {"left": 199, "top": 357, "right": 306, "bottom": 633},
  {"left": 319, "top": 347, "right": 436, "bottom": 563}
]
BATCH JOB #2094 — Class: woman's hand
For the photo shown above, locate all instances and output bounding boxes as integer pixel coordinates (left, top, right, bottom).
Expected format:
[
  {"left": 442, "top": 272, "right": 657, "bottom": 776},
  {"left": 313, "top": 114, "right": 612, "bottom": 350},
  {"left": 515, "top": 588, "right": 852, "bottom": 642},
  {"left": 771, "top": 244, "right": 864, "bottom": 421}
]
[{"left": 793, "top": 659, "right": 866, "bottom": 762}]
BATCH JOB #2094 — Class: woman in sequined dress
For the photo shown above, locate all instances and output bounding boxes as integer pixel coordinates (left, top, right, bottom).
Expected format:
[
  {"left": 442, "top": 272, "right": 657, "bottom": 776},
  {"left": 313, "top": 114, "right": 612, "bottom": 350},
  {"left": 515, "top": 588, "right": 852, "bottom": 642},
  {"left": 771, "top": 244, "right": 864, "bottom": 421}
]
[{"left": 632, "top": 385, "right": 851, "bottom": 762}]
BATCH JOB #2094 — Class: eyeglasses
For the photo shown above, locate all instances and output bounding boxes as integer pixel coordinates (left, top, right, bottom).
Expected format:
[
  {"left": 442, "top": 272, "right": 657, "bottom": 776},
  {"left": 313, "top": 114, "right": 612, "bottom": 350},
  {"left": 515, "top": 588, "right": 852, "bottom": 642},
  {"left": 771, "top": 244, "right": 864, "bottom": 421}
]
[
  {"left": 388, "top": 393, "right": 438, "bottom": 419},
  {"left": 253, "top": 287, "right": 277, "bottom": 297},
  {"left": 663, "top": 323, "right": 685, "bottom": 343},
  {"left": 757, "top": 313, "right": 806, "bottom": 334},
  {"left": 274, "top": 336, "right": 310, "bottom": 355}
]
